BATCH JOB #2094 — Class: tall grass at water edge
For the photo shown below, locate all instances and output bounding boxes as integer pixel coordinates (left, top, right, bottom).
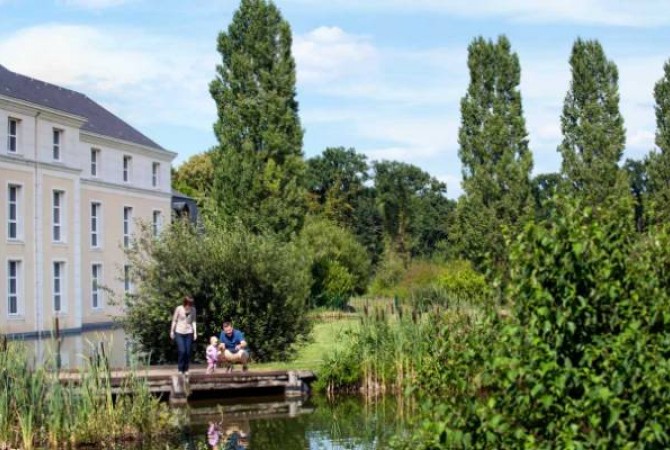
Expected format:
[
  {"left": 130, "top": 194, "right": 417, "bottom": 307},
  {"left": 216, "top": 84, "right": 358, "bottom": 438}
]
[
  {"left": 0, "top": 338, "right": 175, "bottom": 449},
  {"left": 315, "top": 288, "right": 499, "bottom": 400}
]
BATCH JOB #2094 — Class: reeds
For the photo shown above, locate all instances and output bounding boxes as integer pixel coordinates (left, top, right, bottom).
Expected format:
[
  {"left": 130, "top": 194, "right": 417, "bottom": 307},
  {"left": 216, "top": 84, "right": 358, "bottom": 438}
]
[
  {"left": 316, "top": 287, "right": 492, "bottom": 399},
  {"left": 0, "top": 338, "right": 175, "bottom": 449}
]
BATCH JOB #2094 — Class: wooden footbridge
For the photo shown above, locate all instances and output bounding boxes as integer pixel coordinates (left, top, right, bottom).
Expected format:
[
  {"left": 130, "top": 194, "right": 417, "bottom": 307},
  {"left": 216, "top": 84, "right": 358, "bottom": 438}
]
[{"left": 58, "top": 367, "right": 316, "bottom": 406}]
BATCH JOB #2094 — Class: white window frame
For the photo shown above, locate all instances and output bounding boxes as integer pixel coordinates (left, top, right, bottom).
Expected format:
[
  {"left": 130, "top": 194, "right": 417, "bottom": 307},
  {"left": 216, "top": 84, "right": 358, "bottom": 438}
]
[
  {"left": 123, "top": 155, "right": 132, "bottom": 183},
  {"left": 152, "top": 210, "right": 163, "bottom": 237},
  {"left": 91, "top": 263, "right": 103, "bottom": 309},
  {"left": 52, "top": 128, "right": 63, "bottom": 161},
  {"left": 91, "top": 202, "right": 102, "bottom": 248},
  {"left": 52, "top": 190, "right": 65, "bottom": 243},
  {"left": 152, "top": 162, "right": 160, "bottom": 188},
  {"left": 7, "top": 184, "right": 22, "bottom": 241},
  {"left": 91, "top": 148, "right": 100, "bottom": 177},
  {"left": 124, "top": 264, "right": 133, "bottom": 294},
  {"left": 7, "top": 118, "right": 18, "bottom": 154},
  {"left": 123, "top": 206, "right": 133, "bottom": 248},
  {"left": 7, "top": 259, "right": 21, "bottom": 316},
  {"left": 53, "top": 261, "right": 66, "bottom": 313}
]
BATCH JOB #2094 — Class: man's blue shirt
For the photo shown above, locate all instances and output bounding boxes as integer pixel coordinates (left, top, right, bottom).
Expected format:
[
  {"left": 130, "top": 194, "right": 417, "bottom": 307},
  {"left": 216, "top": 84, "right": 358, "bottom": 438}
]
[{"left": 219, "top": 329, "right": 245, "bottom": 352}]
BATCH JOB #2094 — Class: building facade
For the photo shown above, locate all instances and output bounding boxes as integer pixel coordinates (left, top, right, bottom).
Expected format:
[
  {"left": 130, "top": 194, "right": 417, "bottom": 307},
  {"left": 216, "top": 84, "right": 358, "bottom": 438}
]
[{"left": 0, "top": 65, "right": 176, "bottom": 341}]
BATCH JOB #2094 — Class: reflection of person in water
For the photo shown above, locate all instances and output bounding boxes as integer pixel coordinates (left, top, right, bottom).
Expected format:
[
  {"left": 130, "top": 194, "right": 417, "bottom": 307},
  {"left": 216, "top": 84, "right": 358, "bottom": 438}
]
[
  {"left": 207, "top": 422, "right": 220, "bottom": 448},
  {"left": 206, "top": 420, "right": 250, "bottom": 450}
]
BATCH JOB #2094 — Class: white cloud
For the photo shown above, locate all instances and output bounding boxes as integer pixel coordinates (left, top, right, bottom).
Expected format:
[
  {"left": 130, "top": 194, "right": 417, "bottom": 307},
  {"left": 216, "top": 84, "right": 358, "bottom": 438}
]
[
  {"left": 0, "top": 24, "right": 216, "bottom": 134},
  {"left": 60, "top": 0, "right": 130, "bottom": 9},
  {"left": 293, "top": 26, "right": 379, "bottom": 85},
  {"left": 287, "top": 0, "right": 670, "bottom": 27}
]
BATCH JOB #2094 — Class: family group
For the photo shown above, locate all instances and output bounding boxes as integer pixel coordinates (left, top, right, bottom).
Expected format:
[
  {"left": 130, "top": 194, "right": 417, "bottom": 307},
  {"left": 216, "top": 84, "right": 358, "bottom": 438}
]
[{"left": 169, "top": 296, "right": 250, "bottom": 375}]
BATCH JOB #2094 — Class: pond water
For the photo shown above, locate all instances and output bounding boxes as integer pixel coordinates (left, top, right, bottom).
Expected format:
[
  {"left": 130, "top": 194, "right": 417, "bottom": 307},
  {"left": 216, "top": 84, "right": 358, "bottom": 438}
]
[
  {"left": 175, "top": 394, "right": 406, "bottom": 450},
  {"left": 22, "top": 332, "right": 409, "bottom": 448}
]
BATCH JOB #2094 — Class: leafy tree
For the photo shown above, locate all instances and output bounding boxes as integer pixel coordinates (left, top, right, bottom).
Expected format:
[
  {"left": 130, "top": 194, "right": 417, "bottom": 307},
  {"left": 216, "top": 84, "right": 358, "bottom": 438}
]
[
  {"left": 373, "top": 161, "right": 448, "bottom": 259},
  {"left": 452, "top": 35, "right": 534, "bottom": 274},
  {"left": 305, "top": 147, "right": 369, "bottom": 227},
  {"left": 558, "top": 38, "right": 628, "bottom": 204},
  {"left": 647, "top": 59, "right": 670, "bottom": 223},
  {"left": 121, "top": 220, "right": 311, "bottom": 363},
  {"left": 172, "top": 149, "right": 214, "bottom": 207},
  {"left": 298, "top": 217, "right": 371, "bottom": 308},
  {"left": 624, "top": 158, "right": 648, "bottom": 232},
  {"left": 531, "top": 172, "right": 562, "bottom": 220},
  {"left": 351, "top": 186, "right": 385, "bottom": 265},
  {"left": 210, "top": 0, "right": 306, "bottom": 237}
]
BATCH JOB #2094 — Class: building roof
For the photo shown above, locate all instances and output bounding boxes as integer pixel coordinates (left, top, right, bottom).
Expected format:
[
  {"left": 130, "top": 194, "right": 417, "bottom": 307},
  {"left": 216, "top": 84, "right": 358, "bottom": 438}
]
[{"left": 0, "top": 64, "right": 164, "bottom": 151}]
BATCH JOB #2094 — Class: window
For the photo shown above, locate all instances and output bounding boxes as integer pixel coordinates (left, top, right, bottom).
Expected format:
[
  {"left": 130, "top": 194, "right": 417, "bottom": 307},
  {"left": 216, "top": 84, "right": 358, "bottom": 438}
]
[
  {"left": 7, "top": 118, "right": 18, "bottom": 153},
  {"left": 124, "top": 264, "right": 132, "bottom": 294},
  {"left": 152, "top": 162, "right": 160, "bottom": 187},
  {"left": 53, "top": 262, "right": 65, "bottom": 313},
  {"left": 123, "top": 155, "right": 132, "bottom": 182},
  {"left": 123, "top": 207, "right": 133, "bottom": 248},
  {"left": 152, "top": 210, "right": 162, "bottom": 237},
  {"left": 52, "top": 190, "right": 64, "bottom": 242},
  {"left": 91, "top": 148, "right": 99, "bottom": 177},
  {"left": 8, "top": 185, "right": 21, "bottom": 240},
  {"left": 53, "top": 129, "right": 62, "bottom": 161},
  {"left": 92, "top": 264, "right": 102, "bottom": 309},
  {"left": 91, "top": 202, "right": 101, "bottom": 248},
  {"left": 7, "top": 260, "right": 20, "bottom": 315}
]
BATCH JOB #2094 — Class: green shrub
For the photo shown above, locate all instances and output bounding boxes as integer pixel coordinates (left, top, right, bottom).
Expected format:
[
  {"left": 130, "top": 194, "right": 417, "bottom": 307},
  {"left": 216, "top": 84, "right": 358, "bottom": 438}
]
[
  {"left": 399, "top": 196, "right": 670, "bottom": 448},
  {"left": 370, "top": 258, "right": 489, "bottom": 307},
  {"left": 121, "top": 220, "right": 312, "bottom": 362},
  {"left": 298, "top": 217, "right": 371, "bottom": 309}
]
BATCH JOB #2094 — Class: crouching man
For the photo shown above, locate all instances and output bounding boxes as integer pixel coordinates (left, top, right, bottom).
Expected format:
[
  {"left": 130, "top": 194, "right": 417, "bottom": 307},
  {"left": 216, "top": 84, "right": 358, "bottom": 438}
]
[{"left": 218, "top": 321, "right": 250, "bottom": 372}]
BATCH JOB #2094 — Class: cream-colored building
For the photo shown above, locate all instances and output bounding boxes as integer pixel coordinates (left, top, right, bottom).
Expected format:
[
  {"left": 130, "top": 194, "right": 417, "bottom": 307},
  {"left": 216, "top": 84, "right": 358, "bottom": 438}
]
[{"left": 0, "top": 64, "right": 176, "bottom": 342}]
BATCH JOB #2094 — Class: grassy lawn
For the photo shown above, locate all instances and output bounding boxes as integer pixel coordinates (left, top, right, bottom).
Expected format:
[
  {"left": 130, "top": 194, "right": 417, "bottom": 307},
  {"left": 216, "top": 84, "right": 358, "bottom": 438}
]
[{"left": 253, "top": 318, "right": 359, "bottom": 372}]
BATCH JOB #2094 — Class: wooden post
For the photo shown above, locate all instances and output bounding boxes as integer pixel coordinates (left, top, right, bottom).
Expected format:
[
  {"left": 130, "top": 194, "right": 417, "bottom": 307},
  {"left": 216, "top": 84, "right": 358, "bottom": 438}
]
[
  {"left": 170, "top": 374, "right": 188, "bottom": 406},
  {"left": 285, "top": 371, "right": 304, "bottom": 397},
  {"left": 54, "top": 317, "right": 61, "bottom": 371}
]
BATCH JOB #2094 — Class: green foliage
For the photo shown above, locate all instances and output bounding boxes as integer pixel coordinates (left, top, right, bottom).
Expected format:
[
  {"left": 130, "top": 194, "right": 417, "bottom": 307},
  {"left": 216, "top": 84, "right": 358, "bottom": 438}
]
[
  {"left": 210, "top": 0, "right": 306, "bottom": 237},
  {"left": 306, "top": 147, "right": 385, "bottom": 264},
  {"left": 370, "top": 258, "right": 488, "bottom": 306},
  {"left": 452, "top": 35, "right": 534, "bottom": 276},
  {"left": 531, "top": 172, "right": 562, "bottom": 220},
  {"left": 400, "top": 195, "right": 670, "bottom": 448},
  {"left": 306, "top": 147, "right": 369, "bottom": 226},
  {"left": 0, "top": 340, "right": 173, "bottom": 449},
  {"left": 172, "top": 149, "right": 214, "bottom": 207},
  {"left": 121, "top": 220, "right": 312, "bottom": 362},
  {"left": 298, "top": 217, "right": 371, "bottom": 309},
  {"left": 647, "top": 59, "right": 670, "bottom": 224},
  {"left": 316, "top": 299, "right": 495, "bottom": 403},
  {"left": 373, "top": 160, "right": 449, "bottom": 258},
  {"left": 559, "top": 38, "right": 629, "bottom": 205},
  {"left": 435, "top": 260, "right": 488, "bottom": 306}
]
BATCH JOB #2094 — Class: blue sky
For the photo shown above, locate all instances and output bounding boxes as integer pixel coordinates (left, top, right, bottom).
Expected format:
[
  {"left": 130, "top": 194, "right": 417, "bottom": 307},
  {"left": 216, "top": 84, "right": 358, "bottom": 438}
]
[{"left": 2, "top": 0, "right": 670, "bottom": 198}]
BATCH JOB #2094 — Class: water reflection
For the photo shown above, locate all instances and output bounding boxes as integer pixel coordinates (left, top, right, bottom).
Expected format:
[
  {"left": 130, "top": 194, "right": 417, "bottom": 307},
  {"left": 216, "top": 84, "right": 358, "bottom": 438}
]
[
  {"left": 207, "top": 421, "right": 250, "bottom": 450},
  {"left": 187, "top": 395, "right": 404, "bottom": 450},
  {"left": 22, "top": 328, "right": 132, "bottom": 369}
]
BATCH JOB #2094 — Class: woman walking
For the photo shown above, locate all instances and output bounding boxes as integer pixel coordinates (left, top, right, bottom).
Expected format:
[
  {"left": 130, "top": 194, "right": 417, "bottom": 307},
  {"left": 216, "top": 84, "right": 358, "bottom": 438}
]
[{"left": 170, "top": 296, "right": 197, "bottom": 375}]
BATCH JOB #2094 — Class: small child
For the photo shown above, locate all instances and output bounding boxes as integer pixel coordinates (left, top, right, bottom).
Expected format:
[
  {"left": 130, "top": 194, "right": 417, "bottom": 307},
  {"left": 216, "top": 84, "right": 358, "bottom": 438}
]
[{"left": 206, "top": 336, "right": 219, "bottom": 374}]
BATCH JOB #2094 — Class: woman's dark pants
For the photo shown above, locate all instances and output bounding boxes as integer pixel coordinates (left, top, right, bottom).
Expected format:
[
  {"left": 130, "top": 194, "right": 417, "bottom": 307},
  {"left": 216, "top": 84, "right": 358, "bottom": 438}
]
[{"left": 175, "top": 332, "right": 194, "bottom": 373}]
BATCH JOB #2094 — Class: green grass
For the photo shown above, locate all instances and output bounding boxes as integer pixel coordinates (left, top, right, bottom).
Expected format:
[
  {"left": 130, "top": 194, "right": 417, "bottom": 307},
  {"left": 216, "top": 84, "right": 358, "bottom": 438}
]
[{"left": 254, "top": 318, "right": 359, "bottom": 371}]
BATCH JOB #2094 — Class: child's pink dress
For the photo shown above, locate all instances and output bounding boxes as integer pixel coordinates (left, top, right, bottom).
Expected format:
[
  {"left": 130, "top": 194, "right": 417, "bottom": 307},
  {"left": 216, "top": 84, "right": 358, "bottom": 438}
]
[{"left": 206, "top": 344, "right": 219, "bottom": 373}]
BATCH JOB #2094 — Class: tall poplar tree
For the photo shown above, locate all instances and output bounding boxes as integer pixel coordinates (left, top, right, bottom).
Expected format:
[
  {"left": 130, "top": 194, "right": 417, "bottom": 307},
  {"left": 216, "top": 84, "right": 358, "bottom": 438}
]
[
  {"left": 647, "top": 59, "right": 670, "bottom": 222},
  {"left": 453, "top": 35, "right": 533, "bottom": 273},
  {"left": 210, "top": 0, "right": 306, "bottom": 236},
  {"left": 558, "top": 38, "right": 628, "bottom": 204}
]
